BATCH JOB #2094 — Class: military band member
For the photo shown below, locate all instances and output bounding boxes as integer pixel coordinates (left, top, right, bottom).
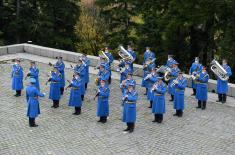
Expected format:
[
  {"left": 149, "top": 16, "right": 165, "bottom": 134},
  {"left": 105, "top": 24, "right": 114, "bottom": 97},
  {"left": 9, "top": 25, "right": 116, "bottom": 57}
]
[
  {"left": 73, "top": 58, "right": 86, "bottom": 101},
  {"left": 104, "top": 47, "right": 114, "bottom": 84},
  {"left": 26, "top": 78, "right": 45, "bottom": 127},
  {"left": 143, "top": 47, "right": 156, "bottom": 63},
  {"left": 189, "top": 57, "right": 202, "bottom": 96},
  {"left": 122, "top": 83, "right": 138, "bottom": 133},
  {"left": 166, "top": 55, "right": 175, "bottom": 68},
  {"left": 127, "top": 45, "right": 137, "bottom": 71},
  {"left": 120, "top": 73, "right": 136, "bottom": 95},
  {"left": 67, "top": 72, "right": 82, "bottom": 115},
  {"left": 97, "top": 63, "right": 110, "bottom": 86},
  {"left": 54, "top": 57, "right": 65, "bottom": 95},
  {"left": 81, "top": 54, "right": 90, "bottom": 90},
  {"left": 168, "top": 61, "right": 180, "bottom": 101},
  {"left": 25, "top": 61, "right": 40, "bottom": 90},
  {"left": 48, "top": 67, "right": 62, "bottom": 108},
  {"left": 142, "top": 57, "right": 156, "bottom": 95},
  {"left": 151, "top": 77, "right": 167, "bottom": 123},
  {"left": 216, "top": 59, "right": 232, "bottom": 103},
  {"left": 96, "top": 80, "right": 110, "bottom": 123},
  {"left": 144, "top": 68, "right": 159, "bottom": 108},
  {"left": 173, "top": 72, "right": 187, "bottom": 117},
  {"left": 196, "top": 66, "right": 209, "bottom": 110},
  {"left": 11, "top": 58, "right": 24, "bottom": 97},
  {"left": 120, "top": 62, "right": 133, "bottom": 83}
]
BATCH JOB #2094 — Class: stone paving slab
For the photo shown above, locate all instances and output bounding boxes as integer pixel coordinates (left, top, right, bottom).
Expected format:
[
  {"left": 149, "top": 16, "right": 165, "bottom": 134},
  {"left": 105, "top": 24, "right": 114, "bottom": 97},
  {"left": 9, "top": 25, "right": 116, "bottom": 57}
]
[{"left": 0, "top": 56, "right": 235, "bottom": 155}]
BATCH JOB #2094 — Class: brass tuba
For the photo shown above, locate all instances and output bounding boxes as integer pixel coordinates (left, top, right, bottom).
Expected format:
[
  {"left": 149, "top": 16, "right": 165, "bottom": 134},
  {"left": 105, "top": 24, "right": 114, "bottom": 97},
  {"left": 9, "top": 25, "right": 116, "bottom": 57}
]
[
  {"left": 210, "top": 59, "right": 229, "bottom": 81},
  {"left": 118, "top": 45, "right": 133, "bottom": 61},
  {"left": 156, "top": 66, "right": 172, "bottom": 81}
]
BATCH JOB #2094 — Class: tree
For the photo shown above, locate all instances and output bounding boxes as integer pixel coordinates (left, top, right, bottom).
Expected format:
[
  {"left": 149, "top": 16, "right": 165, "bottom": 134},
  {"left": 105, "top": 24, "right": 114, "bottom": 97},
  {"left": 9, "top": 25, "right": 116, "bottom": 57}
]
[{"left": 75, "top": 2, "right": 106, "bottom": 55}]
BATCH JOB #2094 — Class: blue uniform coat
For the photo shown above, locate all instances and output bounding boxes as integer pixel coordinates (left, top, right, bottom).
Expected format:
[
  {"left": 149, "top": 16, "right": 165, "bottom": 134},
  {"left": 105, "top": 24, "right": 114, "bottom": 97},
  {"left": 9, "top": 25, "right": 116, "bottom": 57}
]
[
  {"left": 145, "top": 73, "right": 158, "bottom": 101},
  {"left": 11, "top": 64, "right": 24, "bottom": 91},
  {"left": 217, "top": 64, "right": 232, "bottom": 94},
  {"left": 152, "top": 82, "right": 167, "bottom": 114},
  {"left": 83, "top": 58, "right": 90, "bottom": 84},
  {"left": 97, "top": 85, "right": 110, "bottom": 117},
  {"left": 55, "top": 61, "right": 65, "bottom": 88},
  {"left": 168, "top": 68, "right": 180, "bottom": 95},
  {"left": 141, "top": 63, "right": 155, "bottom": 88},
  {"left": 121, "top": 79, "right": 136, "bottom": 95},
  {"left": 122, "top": 90, "right": 138, "bottom": 123},
  {"left": 26, "top": 85, "right": 45, "bottom": 118},
  {"left": 196, "top": 72, "right": 209, "bottom": 101},
  {"left": 174, "top": 77, "right": 187, "bottom": 110},
  {"left": 28, "top": 67, "right": 40, "bottom": 90},
  {"left": 68, "top": 78, "right": 82, "bottom": 107},
  {"left": 49, "top": 71, "right": 62, "bottom": 100},
  {"left": 127, "top": 50, "right": 136, "bottom": 71},
  {"left": 189, "top": 63, "right": 202, "bottom": 89},
  {"left": 120, "top": 67, "right": 132, "bottom": 83},
  {"left": 74, "top": 64, "right": 86, "bottom": 95}
]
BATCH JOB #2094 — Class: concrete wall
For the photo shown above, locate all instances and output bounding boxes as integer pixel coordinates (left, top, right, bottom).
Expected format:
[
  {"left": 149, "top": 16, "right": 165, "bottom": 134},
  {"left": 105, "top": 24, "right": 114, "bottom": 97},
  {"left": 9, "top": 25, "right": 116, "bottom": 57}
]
[{"left": 0, "top": 43, "right": 234, "bottom": 97}]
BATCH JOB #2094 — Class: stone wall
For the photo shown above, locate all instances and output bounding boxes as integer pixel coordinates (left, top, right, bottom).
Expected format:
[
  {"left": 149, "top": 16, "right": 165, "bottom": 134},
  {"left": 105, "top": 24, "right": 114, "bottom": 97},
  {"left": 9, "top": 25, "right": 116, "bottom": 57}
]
[{"left": 0, "top": 43, "right": 234, "bottom": 97}]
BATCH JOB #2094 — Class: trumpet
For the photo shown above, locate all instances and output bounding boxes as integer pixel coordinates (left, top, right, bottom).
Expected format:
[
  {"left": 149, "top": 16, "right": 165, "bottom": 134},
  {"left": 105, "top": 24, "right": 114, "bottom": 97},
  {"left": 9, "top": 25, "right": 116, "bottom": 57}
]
[
  {"left": 170, "top": 79, "right": 179, "bottom": 87},
  {"left": 191, "top": 73, "right": 199, "bottom": 81},
  {"left": 144, "top": 73, "right": 152, "bottom": 81},
  {"left": 95, "top": 77, "right": 100, "bottom": 86},
  {"left": 93, "top": 89, "right": 100, "bottom": 100},
  {"left": 144, "top": 58, "right": 156, "bottom": 69}
]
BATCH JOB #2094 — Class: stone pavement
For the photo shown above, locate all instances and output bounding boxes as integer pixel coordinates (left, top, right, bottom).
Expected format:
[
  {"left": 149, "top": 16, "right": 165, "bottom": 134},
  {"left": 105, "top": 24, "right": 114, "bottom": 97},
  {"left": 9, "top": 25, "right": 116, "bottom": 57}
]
[{"left": 0, "top": 55, "right": 235, "bottom": 155}]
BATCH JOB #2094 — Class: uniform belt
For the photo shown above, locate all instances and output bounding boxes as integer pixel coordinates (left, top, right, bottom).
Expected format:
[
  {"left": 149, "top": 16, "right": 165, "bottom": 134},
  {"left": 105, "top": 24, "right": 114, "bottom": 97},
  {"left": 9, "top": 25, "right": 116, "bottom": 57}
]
[
  {"left": 175, "top": 89, "right": 185, "bottom": 91},
  {"left": 126, "top": 101, "right": 135, "bottom": 104},
  {"left": 51, "top": 82, "right": 60, "bottom": 84},
  {"left": 198, "top": 82, "right": 207, "bottom": 84},
  {"left": 71, "top": 87, "right": 79, "bottom": 90},
  {"left": 154, "top": 93, "right": 163, "bottom": 96}
]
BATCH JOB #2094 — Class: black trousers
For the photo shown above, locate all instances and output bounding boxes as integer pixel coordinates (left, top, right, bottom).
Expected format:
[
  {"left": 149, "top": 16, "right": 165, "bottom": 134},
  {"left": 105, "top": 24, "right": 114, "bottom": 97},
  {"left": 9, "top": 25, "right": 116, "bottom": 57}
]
[
  {"left": 81, "top": 95, "right": 84, "bottom": 101},
  {"left": 176, "top": 110, "right": 183, "bottom": 117},
  {"left": 16, "top": 90, "right": 21, "bottom": 95},
  {"left": 193, "top": 88, "right": 196, "bottom": 95},
  {"left": 108, "top": 76, "right": 111, "bottom": 84},
  {"left": 74, "top": 107, "right": 81, "bottom": 115},
  {"left": 149, "top": 101, "right": 153, "bottom": 108},
  {"left": 29, "top": 117, "right": 35, "bottom": 126},
  {"left": 197, "top": 100, "right": 206, "bottom": 109},
  {"left": 127, "top": 123, "right": 135, "bottom": 130},
  {"left": 171, "top": 95, "right": 174, "bottom": 101},
  {"left": 52, "top": 100, "right": 59, "bottom": 108},
  {"left": 154, "top": 114, "right": 163, "bottom": 123},
  {"left": 218, "top": 93, "right": 227, "bottom": 103},
  {"left": 60, "top": 87, "right": 64, "bottom": 95},
  {"left": 85, "top": 83, "right": 88, "bottom": 90}
]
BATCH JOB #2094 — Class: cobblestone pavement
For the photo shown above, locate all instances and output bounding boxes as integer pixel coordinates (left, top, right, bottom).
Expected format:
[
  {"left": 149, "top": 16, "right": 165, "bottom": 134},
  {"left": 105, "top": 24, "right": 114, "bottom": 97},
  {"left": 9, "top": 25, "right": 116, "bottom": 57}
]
[{"left": 0, "top": 59, "right": 235, "bottom": 155}]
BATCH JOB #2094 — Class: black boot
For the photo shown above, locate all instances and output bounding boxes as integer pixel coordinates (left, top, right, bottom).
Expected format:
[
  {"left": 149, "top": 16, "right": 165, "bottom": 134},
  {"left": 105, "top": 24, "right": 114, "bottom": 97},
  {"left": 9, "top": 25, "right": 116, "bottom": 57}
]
[
  {"left": 15, "top": 90, "right": 21, "bottom": 97},
  {"left": 196, "top": 100, "right": 201, "bottom": 108},
  {"left": 222, "top": 94, "right": 226, "bottom": 104},
  {"left": 81, "top": 95, "right": 84, "bottom": 101},
  {"left": 101, "top": 116, "right": 107, "bottom": 123},
  {"left": 29, "top": 118, "right": 33, "bottom": 127},
  {"left": 60, "top": 87, "right": 64, "bottom": 95},
  {"left": 216, "top": 94, "right": 222, "bottom": 102},
  {"left": 51, "top": 100, "right": 56, "bottom": 108},
  {"left": 169, "top": 95, "right": 174, "bottom": 101},
  {"left": 202, "top": 101, "right": 206, "bottom": 110},
  {"left": 54, "top": 100, "right": 59, "bottom": 108},
  {"left": 32, "top": 118, "right": 38, "bottom": 127},
  {"left": 178, "top": 110, "right": 183, "bottom": 117},
  {"left": 97, "top": 117, "right": 102, "bottom": 122},
  {"left": 77, "top": 107, "right": 81, "bottom": 115},
  {"left": 148, "top": 101, "right": 153, "bottom": 108},
  {"left": 124, "top": 123, "right": 130, "bottom": 131},
  {"left": 152, "top": 114, "right": 158, "bottom": 122},
  {"left": 173, "top": 110, "right": 179, "bottom": 116},
  {"left": 129, "top": 123, "right": 134, "bottom": 133},
  {"left": 85, "top": 83, "right": 88, "bottom": 90},
  {"left": 73, "top": 107, "right": 79, "bottom": 115},
  {"left": 158, "top": 114, "right": 163, "bottom": 123},
  {"left": 191, "top": 89, "right": 196, "bottom": 96}
]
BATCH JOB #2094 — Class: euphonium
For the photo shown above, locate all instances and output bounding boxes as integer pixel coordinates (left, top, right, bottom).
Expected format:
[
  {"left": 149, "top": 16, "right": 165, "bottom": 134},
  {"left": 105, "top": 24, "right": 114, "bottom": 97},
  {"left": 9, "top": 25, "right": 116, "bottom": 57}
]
[
  {"left": 210, "top": 59, "right": 229, "bottom": 81},
  {"left": 99, "top": 50, "right": 110, "bottom": 62},
  {"left": 118, "top": 45, "right": 133, "bottom": 62},
  {"left": 156, "top": 66, "right": 172, "bottom": 81}
]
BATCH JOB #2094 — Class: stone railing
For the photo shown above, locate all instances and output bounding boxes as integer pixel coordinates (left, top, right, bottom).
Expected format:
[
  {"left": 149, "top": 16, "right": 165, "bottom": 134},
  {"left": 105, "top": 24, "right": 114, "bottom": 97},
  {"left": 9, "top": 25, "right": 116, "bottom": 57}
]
[{"left": 1, "top": 43, "right": 235, "bottom": 97}]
